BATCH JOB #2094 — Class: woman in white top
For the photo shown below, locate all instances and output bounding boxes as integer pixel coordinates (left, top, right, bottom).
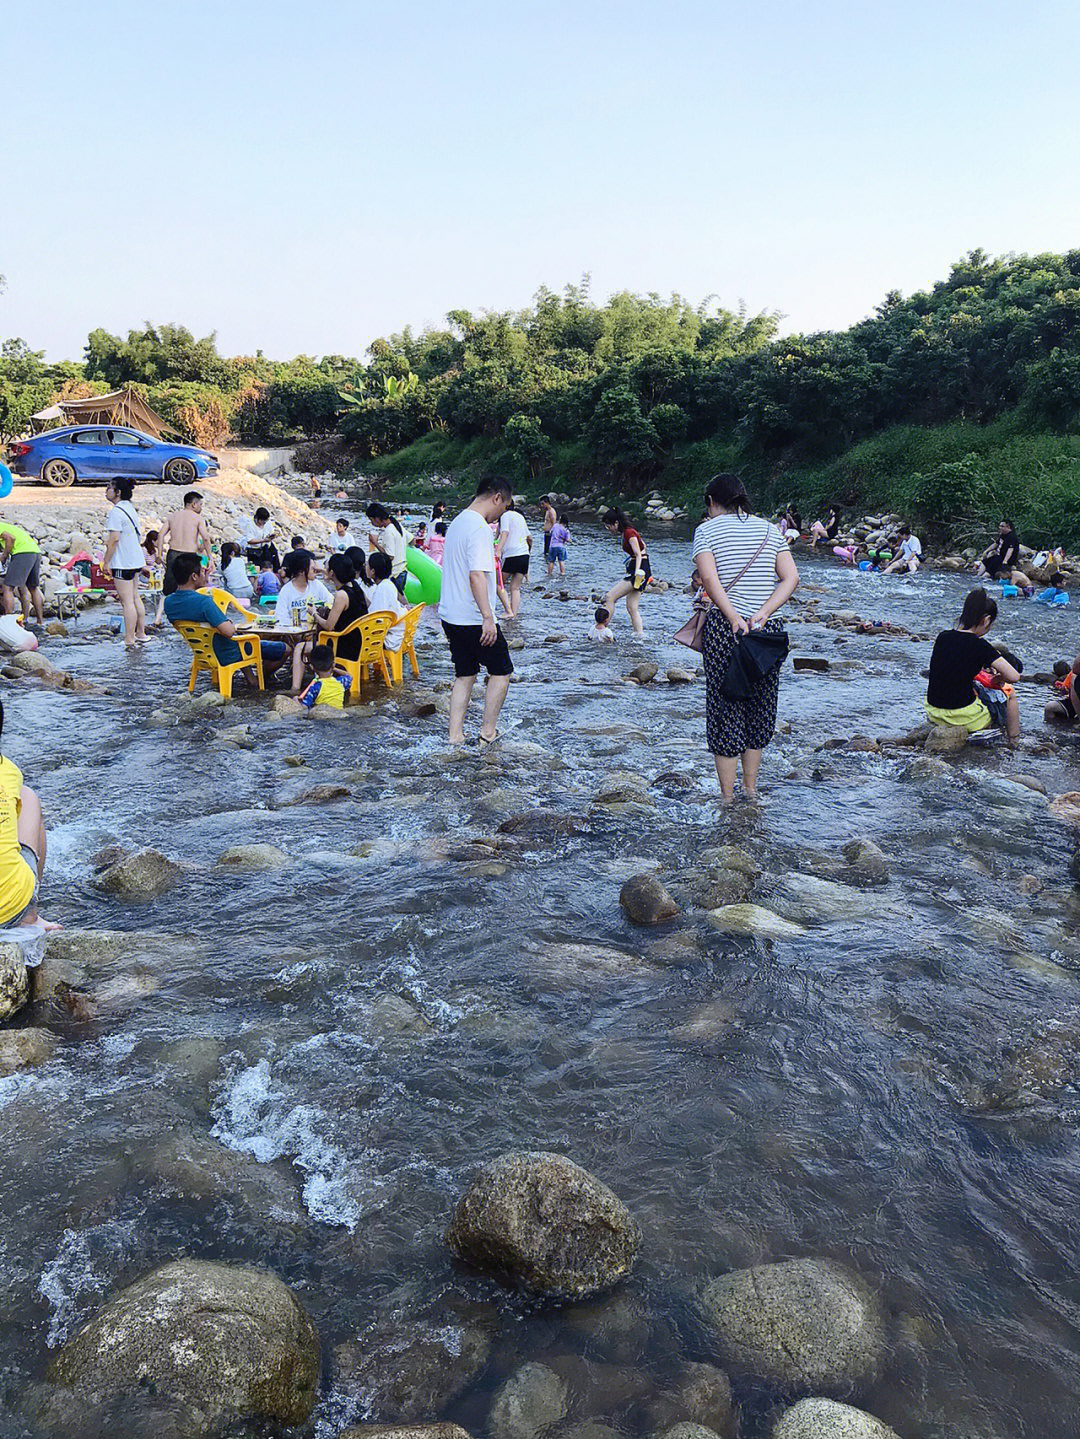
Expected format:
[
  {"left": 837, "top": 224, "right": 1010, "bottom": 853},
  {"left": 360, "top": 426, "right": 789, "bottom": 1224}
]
[
  {"left": 366, "top": 551, "right": 408, "bottom": 651},
  {"left": 691, "top": 472, "right": 799, "bottom": 803},
  {"left": 276, "top": 550, "right": 333, "bottom": 692},
  {"left": 495, "top": 502, "right": 532, "bottom": 618},
  {"left": 365, "top": 503, "right": 409, "bottom": 590},
  {"left": 101, "top": 478, "right": 147, "bottom": 647}
]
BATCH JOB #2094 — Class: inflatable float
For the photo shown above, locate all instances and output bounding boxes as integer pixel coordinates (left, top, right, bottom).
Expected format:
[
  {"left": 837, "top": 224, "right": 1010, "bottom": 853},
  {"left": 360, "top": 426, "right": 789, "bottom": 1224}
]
[
  {"left": 403, "top": 544, "right": 441, "bottom": 606},
  {"left": 0, "top": 462, "right": 13, "bottom": 499}
]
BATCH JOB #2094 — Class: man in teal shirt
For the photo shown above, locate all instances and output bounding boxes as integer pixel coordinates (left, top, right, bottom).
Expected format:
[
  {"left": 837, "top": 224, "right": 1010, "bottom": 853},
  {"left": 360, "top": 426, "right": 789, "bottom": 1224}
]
[{"left": 164, "top": 552, "right": 287, "bottom": 675}]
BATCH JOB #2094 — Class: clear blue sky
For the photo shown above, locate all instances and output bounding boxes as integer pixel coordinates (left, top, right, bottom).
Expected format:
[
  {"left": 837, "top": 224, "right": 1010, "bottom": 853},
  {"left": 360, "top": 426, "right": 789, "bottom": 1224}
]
[{"left": 4, "top": 0, "right": 1079, "bottom": 363}]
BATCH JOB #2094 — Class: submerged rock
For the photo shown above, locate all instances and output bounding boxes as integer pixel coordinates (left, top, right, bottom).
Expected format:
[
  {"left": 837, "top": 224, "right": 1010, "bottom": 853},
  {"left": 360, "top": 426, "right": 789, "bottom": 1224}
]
[
  {"left": 488, "top": 1362, "right": 568, "bottom": 1439},
  {"left": 497, "top": 811, "right": 588, "bottom": 841},
  {"left": 697, "top": 1258, "right": 889, "bottom": 1397},
  {"left": 0, "top": 940, "right": 29, "bottom": 1020},
  {"left": 285, "top": 783, "right": 352, "bottom": 805},
  {"left": 620, "top": 873, "right": 680, "bottom": 925},
  {"left": 0, "top": 1026, "right": 57, "bottom": 1074},
  {"left": 334, "top": 1304, "right": 492, "bottom": 1422},
  {"left": 646, "top": 1362, "right": 735, "bottom": 1438},
  {"left": 95, "top": 849, "right": 182, "bottom": 898},
  {"left": 446, "top": 1151, "right": 642, "bottom": 1298},
  {"left": 706, "top": 904, "right": 806, "bottom": 940},
  {"left": 772, "top": 1398, "right": 900, "bottom": 1438},
  {"left": 341, "top": 1429, "right": 474, "bottom": 1439},
  {"left": 216, "top": 843, "right": 291, "bottom": 870},
  {"left": 840, "top": 838, "right": 888, "bottom": 887},
  {"left": 48, "top": 1258, "right": 320, "bottom": 1435}
]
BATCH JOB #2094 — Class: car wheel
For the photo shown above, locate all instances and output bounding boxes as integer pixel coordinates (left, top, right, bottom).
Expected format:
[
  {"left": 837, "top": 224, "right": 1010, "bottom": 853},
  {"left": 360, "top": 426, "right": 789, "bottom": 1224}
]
[
  {"left": 43, "top": 459, "right": 76, "bottom": 488},
  {"left": 165, "top": 458, "right": 197, "bottom": 485}
]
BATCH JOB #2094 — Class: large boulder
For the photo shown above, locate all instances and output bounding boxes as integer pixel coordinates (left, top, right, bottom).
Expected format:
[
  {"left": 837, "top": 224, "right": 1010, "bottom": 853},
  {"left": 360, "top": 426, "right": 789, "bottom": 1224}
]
[
  {"left": 620, "top": 873, "right": 680, "bottom": 925},
  {"left": 0, "top": 940, "right": 29, "bottom": 1020},
  {"left": 772, "top": 1398, "right": 900, "bottom": 1438},
  {"left": 446, "top": 1151, "right": 642, "bottom": 1298},
  {"left": 488, "top": 1362, "right": 567, "bottom": 1439},
  {"left": 47, "top": 1258, "right": 319, "bottom": 1435},
  {"left": 697, "top": 1259, "right": 888, "bottom": 1397},
  {"left": 95, "top": 849, "right": 182, "bottom": 898}
]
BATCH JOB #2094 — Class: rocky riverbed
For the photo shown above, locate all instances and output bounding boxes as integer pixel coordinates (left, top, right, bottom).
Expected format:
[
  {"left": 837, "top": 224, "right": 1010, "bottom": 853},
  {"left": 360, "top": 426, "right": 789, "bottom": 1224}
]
[{"left": 1, "top": 528, "right": 1079, "bottom": 1439}]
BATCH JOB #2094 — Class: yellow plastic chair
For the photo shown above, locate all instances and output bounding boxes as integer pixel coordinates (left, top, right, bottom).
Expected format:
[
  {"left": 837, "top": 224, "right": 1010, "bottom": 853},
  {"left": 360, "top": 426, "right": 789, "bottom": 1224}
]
[
  {"left": 383, "top": 604, "right": 425, "bottom": 683},
  {"left": 172, "top": 620, "right": 265, "bottom": 699},
  {"left": 325, "top": 611, "right": 395, "bottom": 693},
  {"left": 198, "top": 586, "right": 259, "bottom": 622}
]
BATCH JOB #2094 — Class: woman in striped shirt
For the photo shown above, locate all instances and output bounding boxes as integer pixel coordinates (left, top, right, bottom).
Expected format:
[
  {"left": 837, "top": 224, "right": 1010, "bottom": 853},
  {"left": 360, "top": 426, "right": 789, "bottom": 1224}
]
[{"left": 691, "top": 473, "right": 800, "bottom": 803}]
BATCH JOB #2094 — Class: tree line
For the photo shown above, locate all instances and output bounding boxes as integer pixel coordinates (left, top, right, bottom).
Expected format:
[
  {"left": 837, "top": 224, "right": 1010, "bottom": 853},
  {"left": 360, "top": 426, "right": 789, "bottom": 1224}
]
[{"left": 3, "top": 252, "right": 1080, "bottom": 506}]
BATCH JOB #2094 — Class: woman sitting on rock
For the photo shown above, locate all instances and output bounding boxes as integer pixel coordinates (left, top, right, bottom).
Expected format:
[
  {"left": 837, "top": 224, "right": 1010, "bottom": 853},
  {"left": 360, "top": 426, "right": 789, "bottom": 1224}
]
[
  {"left": 692, "top": 473, "right": 799, "bottom": 804},
  {"left": 925, "top": 588, "right": 1020, "bottom": 747}
]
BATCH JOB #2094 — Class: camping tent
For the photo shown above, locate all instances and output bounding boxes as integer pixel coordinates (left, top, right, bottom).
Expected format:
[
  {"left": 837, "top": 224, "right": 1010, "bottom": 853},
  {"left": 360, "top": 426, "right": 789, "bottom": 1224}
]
[{"left": 31, "top": 386, "right": 179, "bottom": 439}]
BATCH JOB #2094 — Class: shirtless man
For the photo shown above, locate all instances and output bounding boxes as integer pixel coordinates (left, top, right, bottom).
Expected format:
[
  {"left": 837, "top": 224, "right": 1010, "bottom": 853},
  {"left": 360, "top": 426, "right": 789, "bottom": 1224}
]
[{"left": 159, "top": 491, "right": 212, "bottom": 594}]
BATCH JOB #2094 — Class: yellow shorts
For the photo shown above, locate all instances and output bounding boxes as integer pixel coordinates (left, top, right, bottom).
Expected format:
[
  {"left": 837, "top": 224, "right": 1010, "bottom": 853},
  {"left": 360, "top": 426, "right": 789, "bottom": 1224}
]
[{"left": 925, "top": 699, "right": 991, "bottom": 733}]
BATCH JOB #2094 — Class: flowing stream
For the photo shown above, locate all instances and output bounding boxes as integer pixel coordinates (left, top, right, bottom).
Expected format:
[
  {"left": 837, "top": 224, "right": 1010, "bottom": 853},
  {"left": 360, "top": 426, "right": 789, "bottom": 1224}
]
[{"left": 2, "top": 521, "right": 1080, "bottom": 1439}]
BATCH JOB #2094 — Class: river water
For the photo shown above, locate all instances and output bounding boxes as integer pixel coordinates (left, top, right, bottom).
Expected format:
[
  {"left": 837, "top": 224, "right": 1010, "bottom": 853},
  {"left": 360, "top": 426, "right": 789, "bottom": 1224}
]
[{"left": 2, "top": 521, "right": 1080, "bottom": 1439}]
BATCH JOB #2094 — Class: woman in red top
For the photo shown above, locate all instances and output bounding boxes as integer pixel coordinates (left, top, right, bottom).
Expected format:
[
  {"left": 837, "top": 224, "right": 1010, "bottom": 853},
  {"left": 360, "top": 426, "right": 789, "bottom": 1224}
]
[{"left": 601, "top": 508, "right": 651, "bottom": 635}]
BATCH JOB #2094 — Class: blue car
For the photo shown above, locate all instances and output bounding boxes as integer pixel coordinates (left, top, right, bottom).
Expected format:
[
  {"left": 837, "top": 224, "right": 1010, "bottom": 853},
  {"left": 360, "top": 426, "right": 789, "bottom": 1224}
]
[{"left": 8, "top": 426, "right": 219, "bottom": 488}]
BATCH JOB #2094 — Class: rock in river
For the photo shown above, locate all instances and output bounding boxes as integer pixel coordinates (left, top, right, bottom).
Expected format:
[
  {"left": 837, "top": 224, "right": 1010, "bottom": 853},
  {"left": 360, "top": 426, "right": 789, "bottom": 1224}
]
[
  {"left": 341, "top": 1429, "right": 474, "bottom": 1439},
  {"left": 924, "top": 724, "right": 968, "bottom": 754},
  {"left": 0, "top": 1026, "right": 57, "bottom": 1074},
  {"left": 335, "top": 1303, "right": 492, "bottom": 1422},
  {"left": 697, "top": 1258, "right": 889, "bottom": 1397},
  {"left": 619, "top": 872, "right": 680, "bottom": 925},
  {"left": 47, "top": 1258, "right": 320, "bottom": 1435},
  {"left": 95, "top": 848, "right": 182, "bottom": 898},
  {"left": 216, "top": 843, "right": 291, "bottom": 870},
  {"left": 446, "top": 1151, "right": 642, "bottom": 1298},
  {"left": 772, "top": 1398, "right": 900, "bottom": 1439},
  {"left": 0, "top": 940, "right": 29, "bottom": 1020},
  {"left": 706, "top": 904, "right": 806, "bottom": 941},
  {"left": 489, "top": 1362, "right": 568, "bottom": 1439}
]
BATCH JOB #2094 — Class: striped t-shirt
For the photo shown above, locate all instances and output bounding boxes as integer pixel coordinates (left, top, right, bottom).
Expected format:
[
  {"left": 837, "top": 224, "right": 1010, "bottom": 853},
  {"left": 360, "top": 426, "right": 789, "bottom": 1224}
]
[{"left": 691, "top": 513, "right": 788, "bottom": 619}]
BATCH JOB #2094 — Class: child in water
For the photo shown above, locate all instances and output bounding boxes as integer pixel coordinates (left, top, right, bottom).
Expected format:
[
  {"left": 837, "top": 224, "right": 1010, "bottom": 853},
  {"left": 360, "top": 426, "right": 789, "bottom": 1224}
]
[
  {"left": 925, "top": 588, "right": 1020, "bottom": 746},
  {"left": 296, "top": 645, "right": 352, "bottom": 710},
  {"left": 1034, "top": 577, "right": 1069, "bottom": 605},
  {"left": 427, "top": 522, "right": 446, "bottom": 564},
  {"left": 588, "top": 606, "right": 614, "bottom": 642}
]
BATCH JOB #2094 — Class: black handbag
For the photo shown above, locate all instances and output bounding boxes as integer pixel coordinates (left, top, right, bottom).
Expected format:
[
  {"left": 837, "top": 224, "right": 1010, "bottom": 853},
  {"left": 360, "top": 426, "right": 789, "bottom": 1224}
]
[{"left": 720, "top": 629, "right": 790, "bottom": 699}]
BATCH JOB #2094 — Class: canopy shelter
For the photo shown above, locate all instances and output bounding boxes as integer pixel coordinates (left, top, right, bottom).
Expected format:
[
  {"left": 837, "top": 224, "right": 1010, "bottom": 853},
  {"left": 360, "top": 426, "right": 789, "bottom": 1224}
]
[{"left": 30, "top": 386, "right": 179, "bottom": 439}]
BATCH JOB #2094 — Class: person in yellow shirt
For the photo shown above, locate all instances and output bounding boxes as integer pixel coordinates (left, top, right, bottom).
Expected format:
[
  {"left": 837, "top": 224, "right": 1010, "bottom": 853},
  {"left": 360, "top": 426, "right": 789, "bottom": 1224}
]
[
  {"left": 0, "top": 520, "right": 44, "bottom": 626},
  {"left": 296, "top": 645, "right": 352, "bottom": 710},
  {"left": 0, "top": 701, "right": 54, "bottom": 930}
]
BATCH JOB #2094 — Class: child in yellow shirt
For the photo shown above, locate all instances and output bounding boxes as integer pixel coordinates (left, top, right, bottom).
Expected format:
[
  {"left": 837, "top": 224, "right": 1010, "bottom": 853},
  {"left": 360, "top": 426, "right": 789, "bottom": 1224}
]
[{"left": 0, "top": 701, "right": 54, "bottom": 929}]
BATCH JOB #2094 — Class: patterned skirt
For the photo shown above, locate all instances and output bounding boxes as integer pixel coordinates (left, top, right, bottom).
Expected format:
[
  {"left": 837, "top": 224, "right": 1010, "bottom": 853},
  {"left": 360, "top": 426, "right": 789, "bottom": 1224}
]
[{"left": 701, "top": 610, "right": 785, "bottom": 758}]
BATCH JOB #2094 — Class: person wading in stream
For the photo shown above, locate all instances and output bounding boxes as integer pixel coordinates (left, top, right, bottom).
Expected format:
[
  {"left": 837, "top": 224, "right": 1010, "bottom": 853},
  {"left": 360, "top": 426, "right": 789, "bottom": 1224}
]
[
  {"left": 692, "top": 472, "right": 800, "bottom": 804},
  {"left": 438, "top": 476, "right": 514, "bottom": 746}
]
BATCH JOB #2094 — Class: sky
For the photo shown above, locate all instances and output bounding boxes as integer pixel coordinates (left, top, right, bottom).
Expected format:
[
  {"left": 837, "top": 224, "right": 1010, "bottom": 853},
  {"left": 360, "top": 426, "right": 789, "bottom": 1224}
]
[{"left": 4, "top": 0, "right": 1079, "bottom": 364}]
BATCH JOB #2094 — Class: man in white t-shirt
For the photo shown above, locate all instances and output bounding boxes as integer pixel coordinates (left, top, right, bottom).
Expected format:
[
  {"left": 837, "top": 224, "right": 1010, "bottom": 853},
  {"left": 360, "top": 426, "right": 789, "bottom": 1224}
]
[
  {"left": 496, "top": 502, "right": 532, "bottom": 618},
  {"left": 883, "top": 526, "right": 923, "bottom": 575},
  {"left": 438, "top": 476, "right": 514, "bottom": 745}
]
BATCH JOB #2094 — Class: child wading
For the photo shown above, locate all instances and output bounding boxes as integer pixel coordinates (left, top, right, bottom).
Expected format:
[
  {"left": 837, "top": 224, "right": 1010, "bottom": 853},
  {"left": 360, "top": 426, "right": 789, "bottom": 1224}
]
[{"left": 925, "top": 588, "right": 1020, "bottom": 747}]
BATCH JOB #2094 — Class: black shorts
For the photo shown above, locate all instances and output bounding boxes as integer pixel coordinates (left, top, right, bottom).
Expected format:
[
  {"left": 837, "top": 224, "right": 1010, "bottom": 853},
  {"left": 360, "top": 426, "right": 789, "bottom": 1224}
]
[
  {"left": 543, "top": 533, "right": 551, "bottom": 557},
  {"left": 502, "top": 554, "right": 529, "bottom": 577},
  {"left": 442, "top": 621, "right": 514, "bottom": 679},
  {"left": 113, "top": 567, "right": 141, "bottom": 581},
  {"left": 624, "top": 554, "right": 652, "bottom": 584}
]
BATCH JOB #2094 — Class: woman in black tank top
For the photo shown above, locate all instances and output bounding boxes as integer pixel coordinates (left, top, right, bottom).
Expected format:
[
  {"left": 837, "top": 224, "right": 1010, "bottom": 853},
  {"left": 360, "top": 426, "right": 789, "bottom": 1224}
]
[{"left": 316, "top": 555, "right": 369, "bottom": 660}]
